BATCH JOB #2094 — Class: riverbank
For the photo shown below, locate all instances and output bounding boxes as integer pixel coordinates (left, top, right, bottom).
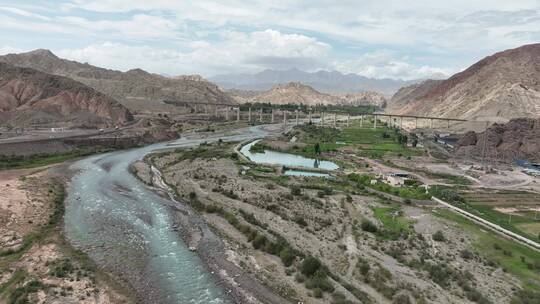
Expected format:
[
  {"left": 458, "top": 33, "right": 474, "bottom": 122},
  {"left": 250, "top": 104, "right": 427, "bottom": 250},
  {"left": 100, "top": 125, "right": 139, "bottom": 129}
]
[
  {"left": 132, "top": 131, "right": 291, "bottom": 303},
  {"left": 0, "top": 163, "right": 133, "bottom": 303}
]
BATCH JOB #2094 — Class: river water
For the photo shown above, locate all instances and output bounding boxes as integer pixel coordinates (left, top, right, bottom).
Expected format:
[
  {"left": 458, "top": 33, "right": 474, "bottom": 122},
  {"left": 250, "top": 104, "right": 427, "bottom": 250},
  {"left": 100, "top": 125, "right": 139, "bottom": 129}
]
[{"left": 64, "top": 125, "right": 275, "bottom": 303}]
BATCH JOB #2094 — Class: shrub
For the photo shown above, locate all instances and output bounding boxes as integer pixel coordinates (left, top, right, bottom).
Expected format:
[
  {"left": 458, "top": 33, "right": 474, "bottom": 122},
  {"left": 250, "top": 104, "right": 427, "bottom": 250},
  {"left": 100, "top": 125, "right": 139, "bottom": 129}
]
[
  {"left": 361, "top": 219, "right": 378, "bottom": 233},
  {"left": 290, "top": 186, "right": 302, "bottom": 196},
  {"left": 301, "top": 256, "right": 322, "bottom": 277},
  {"left": 252, "top": 234, "right": 267, "bottom": 249},
  {"left": 460, "top": 250, "right": 473, "bottom": 260},
  {"left": 306, "top": 270, "right": 334, "bottom": 292},
  {"left": 294, "top": 216, "right": 308, "bottom": 227},
  {"left": 279, "top": 247, "right": 296, "bottom": 267},
  {"left": 313, "top": 288, "right": 323, "bottom": 298},
  {"left": 432, "top": 231, "right": 446, "bottom": 242},
  {"left": 358, "top": 261, "right": 370, "bottom": 275},
  {"left": 295, "top": 273, "right": 306, "bottom": 283}
]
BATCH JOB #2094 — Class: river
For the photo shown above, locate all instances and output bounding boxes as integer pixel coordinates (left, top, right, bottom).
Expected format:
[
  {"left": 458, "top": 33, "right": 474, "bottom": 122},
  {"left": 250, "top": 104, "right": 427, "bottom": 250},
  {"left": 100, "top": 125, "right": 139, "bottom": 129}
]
[{"left": 64, "top": 125, "right": 281, "bottom": 303}]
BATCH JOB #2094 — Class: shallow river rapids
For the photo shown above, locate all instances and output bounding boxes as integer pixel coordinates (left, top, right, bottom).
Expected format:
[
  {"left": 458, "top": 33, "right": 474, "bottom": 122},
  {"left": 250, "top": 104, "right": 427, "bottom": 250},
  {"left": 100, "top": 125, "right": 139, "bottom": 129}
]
[{"left": 64, "top": 125, "right": 276, "bottom": 303}]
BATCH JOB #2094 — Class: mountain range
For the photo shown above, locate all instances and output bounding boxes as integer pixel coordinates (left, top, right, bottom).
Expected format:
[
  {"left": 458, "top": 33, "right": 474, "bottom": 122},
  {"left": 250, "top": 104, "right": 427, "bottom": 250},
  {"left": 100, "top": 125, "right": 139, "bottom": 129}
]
[
  {"left": 0, "top": 62, "right": 132, "bottom": 127},
  {"left": 210, "top": 68, "right": 418, "bottom": 95},
  {"left": 388, "top": 43, "right": 540, "bottom": 122},
  {"left": 228, "top": 82, "right": 387, "bottom": 108},
  {"left": 0, "top": 50, "right": 234, "bottom": 114}
]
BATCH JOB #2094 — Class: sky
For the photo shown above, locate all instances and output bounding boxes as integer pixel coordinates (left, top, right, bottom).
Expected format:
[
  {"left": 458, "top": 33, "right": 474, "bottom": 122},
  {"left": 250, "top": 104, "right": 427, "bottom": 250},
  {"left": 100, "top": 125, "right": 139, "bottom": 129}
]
[{"left": 0, "top": 0, "right": 539, "bottom": 80}]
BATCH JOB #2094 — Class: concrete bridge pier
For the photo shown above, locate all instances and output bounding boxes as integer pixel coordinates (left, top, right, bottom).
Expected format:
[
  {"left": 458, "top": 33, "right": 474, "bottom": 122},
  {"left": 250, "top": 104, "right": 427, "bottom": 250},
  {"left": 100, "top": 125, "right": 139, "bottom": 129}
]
[
  {"left": 347, "top": 114, "right": 350, "bottom": 127},
  {"left": 204, "top": 105, "right": 208, "bottom": 115},
  {"left": 415, "top": 117, "right": 418, "bottom": 129},
  {"left": 430, "top": 119, "right": 433, "bottom": 129},
  {"left": 259, "top": 109, "right": 263, "bottom": 122},
  {"left": 447, "top": 120, "right": 450, "bottom": 128},
  {"left": 215, "top": 105, "right": 218, "bottom": 117},
  {"left": 333, "top": 113, "right": 337, "bottom": 127},
  {"left": 225, "top": 107, "right": 229, "bottom": 121},
  {"left": 400, "top": 117, "right": 403, "bottom": 129},
  {"left": 236, "top": 108, "right": 240, "bottom": 122},
  {"left": 248, "top": 107, "right": 252, "bottom": 122},
  {"left": 321, "top": 112, "right": 325, "bottom": 126},
  {"left": 389, "top": 115, "right": 392, "bottom": 127},
  {"left": 271, "top": 110, "right": 275, "bottom": 123},
  {"left": 308, "top": 111, "right": 312, "bottom": 123},
  {"left": 295, "top": 110, "right": 299, "bottom": 125},
  {"left": 283, "top": 111, "right": 287, "bottom": 125},
  {"left": 374, "top": 115, "right": 377, "bottom": 129},
  {"left": 361, "top": 115, "right": 364, "bottom": 127},
  {"left": 194, "top": 104, "right": 198, "bottom": 113}
]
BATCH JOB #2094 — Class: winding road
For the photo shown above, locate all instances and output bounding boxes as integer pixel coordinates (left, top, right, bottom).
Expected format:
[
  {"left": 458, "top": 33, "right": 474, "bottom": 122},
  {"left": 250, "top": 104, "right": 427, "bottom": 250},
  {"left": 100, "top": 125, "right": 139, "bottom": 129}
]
[{"left": 64, "top": 124, "right": 285, "bottom": 303}]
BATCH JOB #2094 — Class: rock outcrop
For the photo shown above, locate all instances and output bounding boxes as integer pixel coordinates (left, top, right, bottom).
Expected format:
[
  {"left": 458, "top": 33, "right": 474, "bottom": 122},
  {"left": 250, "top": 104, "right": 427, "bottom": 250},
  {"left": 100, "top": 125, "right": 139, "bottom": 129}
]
[
  {"left": 456, "top": 118, "right": 540, "bottom": 161},
  {"left": 0, "top": 62, "right": 132, "bottom": 127}
]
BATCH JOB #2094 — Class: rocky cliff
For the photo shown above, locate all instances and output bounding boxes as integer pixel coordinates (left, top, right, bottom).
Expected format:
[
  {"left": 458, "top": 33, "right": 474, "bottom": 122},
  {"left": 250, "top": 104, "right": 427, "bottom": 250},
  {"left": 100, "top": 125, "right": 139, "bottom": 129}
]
[
  {"left": 0, "top": 62, "right": 132, "bottom": 127},
  {"left": 456, "top": 118, "right": 540, "bottom": 161}
]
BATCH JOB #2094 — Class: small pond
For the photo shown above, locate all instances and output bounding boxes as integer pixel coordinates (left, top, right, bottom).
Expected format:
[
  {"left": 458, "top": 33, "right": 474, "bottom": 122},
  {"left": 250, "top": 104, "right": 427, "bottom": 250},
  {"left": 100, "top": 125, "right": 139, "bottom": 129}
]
[{"left": 240, "top": 139, "right": 339, "bottom": 170}]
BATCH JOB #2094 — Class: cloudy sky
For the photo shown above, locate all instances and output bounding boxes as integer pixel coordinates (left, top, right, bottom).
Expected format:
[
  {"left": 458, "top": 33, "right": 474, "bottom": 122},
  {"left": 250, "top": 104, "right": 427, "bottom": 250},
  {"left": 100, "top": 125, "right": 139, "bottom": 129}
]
[{"left": 1, "top": 0, "right": 539, "bottom": 80}]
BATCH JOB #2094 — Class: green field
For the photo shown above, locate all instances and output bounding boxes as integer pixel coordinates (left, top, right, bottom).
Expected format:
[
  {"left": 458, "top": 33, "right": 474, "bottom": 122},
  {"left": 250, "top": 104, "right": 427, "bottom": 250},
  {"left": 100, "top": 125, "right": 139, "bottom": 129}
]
[
  {"left": 291, "top": 121, "right": 423, "bottom": 158},
  {"left": 457, "top": 190, "right": 540, "bottom": 242},
  {"left": 372, "top": 204, "right": 414, "bottom": 240},
  {"left": 434, "top": 209, "right": 540, "bottom": 292}
]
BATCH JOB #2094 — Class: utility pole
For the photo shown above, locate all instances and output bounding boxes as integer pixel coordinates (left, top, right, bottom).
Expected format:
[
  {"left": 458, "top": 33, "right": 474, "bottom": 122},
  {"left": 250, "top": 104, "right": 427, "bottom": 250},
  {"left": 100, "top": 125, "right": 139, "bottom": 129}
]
[{"left": 481, "top": 121, "right": 489, "bottom": 170}]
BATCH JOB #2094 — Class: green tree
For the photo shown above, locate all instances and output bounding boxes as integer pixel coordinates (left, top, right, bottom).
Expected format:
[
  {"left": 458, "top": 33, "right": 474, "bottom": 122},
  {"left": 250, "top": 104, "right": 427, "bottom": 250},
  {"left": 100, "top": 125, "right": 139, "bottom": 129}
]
[{"left": 314, "top": 142, "right": 321, "bottom": 155}]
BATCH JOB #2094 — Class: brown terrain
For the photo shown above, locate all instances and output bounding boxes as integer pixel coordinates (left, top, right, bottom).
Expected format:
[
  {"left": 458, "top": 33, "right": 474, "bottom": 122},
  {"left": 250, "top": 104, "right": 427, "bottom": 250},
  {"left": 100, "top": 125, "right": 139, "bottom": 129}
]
[
  {"left": 0, "top": 62, "right": 132, "bottom": 128},
  {"left": 456, "top": 117, "right": 540, "bottom": 162},
  {"left": 388, "top": 43, "right": 540, "bottom": 122},
  {"left": 387, "top": 80, "right": 442, "bottom": 113},
  {"left": 137, "top": 138, "right": 524, "bottom": 304},
  {"left": 0, "top": 50, "right": 235, "bottom": 114},
  {"left": 229, "top": 82, "right": 387, "bottom": 108},
  {"left": 0, "top": 167, "right": 130, "bottom": 303}
]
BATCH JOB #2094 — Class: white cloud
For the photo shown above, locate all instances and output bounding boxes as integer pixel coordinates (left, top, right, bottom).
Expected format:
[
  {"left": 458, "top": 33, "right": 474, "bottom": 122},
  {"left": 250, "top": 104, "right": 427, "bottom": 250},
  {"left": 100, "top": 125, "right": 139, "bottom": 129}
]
[
  {"left": 2, "top": 1, "right": 540, "bottom": 79},
  {"left": 0, "top": 46, "right": 24, "bottom": 55},
  {"left": 334, "top": 50, "right": 455, "bottom": 80},
  {"left": 58, "top": 14, "right": 183, "bottom": 40},
  {"left": 55, "top": 30, "right": 331, "bottom": 75},
  {"left": 0, "top": 6, "right": 50, "bottom": 20}
]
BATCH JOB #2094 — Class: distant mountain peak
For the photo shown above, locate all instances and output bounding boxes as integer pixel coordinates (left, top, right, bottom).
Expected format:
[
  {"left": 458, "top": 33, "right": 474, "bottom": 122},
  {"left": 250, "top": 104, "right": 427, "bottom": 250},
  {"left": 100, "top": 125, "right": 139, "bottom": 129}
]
[
  {"left": 21, "top": 49, "right": 59, "bottom": 60},
  {"left": 209, "top": 69, "right": 419, "bottom": 95}
]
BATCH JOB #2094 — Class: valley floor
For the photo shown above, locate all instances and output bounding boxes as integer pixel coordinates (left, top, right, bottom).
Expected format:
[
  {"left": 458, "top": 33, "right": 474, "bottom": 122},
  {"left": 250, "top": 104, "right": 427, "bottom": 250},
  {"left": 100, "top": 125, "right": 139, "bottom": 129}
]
[{"left": 138, "top": 126, "right": 539, "bottom": 304}]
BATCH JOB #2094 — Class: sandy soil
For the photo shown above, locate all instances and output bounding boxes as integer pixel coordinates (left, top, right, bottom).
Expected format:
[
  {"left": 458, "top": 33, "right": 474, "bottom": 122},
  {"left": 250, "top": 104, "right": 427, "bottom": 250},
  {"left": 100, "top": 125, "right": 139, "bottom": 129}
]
[{"left": 0, "top": 167, "right": 130, "bottom": 304}]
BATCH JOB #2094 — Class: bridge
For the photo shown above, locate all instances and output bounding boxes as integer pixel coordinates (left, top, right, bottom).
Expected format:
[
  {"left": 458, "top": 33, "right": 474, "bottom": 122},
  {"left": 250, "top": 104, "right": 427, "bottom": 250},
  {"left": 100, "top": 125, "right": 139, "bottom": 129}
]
[{"left": 165, "top": 101, "right": 467, "bottom": 129}]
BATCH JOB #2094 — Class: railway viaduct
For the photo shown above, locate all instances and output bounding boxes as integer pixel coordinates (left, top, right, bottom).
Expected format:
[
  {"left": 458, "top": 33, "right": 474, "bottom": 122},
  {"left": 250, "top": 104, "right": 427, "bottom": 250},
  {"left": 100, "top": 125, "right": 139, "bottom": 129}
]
[{"left": 171, "top": 101, "right": 467, "bottom": 129}]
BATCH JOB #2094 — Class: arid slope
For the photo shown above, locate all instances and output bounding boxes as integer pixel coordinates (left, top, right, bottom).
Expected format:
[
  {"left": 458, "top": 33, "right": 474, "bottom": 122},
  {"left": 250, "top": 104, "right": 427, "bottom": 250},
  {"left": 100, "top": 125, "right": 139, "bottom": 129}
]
[
  {"left": 389, "top": 44, "right": 540, "bottom": 121},
  {"left": 0, "top": 62, "right": 132, "bottom": 127}
]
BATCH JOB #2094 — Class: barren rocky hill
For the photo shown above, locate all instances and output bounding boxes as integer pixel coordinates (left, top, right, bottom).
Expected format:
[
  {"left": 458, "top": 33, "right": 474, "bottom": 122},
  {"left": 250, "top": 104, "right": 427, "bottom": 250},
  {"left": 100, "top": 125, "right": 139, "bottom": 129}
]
[
  {"left": 0, "top": 62, "right": 132, "bottom": 127},
  {"left": 210, "top": 68, "right": 418, "bottom": 95},
  {"left": 0, "top": 49, "right": 235, "bottom": 113},
  {"left": 389, "top": 43, "right": 540, "bottom": 121},
  {"left": 229, "top": 82, "right": 387, "bottom": 107},
  {"left": 456, "top": 117, "right": 540, "bottom": 162},
  {"left": 387, "top": 79, "right": 442, "bottom": 113}
]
